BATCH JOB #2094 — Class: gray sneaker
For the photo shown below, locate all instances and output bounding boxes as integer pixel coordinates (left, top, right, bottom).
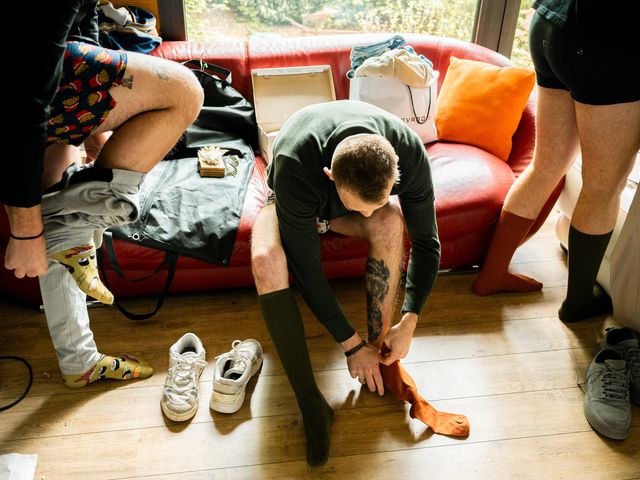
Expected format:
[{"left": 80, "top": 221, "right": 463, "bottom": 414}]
[
  {"left": 583, "top": 349, "right": 631, "bottom": 440},
  {"left": 595, "top": 327, "right": 640, "bottom": 405}
]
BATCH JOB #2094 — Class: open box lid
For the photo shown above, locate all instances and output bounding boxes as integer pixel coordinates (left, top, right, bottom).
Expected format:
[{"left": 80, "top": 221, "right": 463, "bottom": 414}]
[{"left": 252, "top": 65, "right": 336, "bottom": 132}]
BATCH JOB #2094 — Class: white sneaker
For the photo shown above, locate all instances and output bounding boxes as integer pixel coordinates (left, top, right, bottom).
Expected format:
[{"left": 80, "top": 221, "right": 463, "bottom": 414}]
[
  {"left": 161, "top": 333, "right": 207, "bottom": 422},
  {"left": 210, "top": 339, "right": 263, "bottom": 414}
]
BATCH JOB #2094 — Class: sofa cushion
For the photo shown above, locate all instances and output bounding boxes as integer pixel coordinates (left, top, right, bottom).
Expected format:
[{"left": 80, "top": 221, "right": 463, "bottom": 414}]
[
  {"left": 427, "top": 142, "right": 515, "bottom": 242},
  {"left": 435, "top": 57, "right": 535, "bottom": 161}
]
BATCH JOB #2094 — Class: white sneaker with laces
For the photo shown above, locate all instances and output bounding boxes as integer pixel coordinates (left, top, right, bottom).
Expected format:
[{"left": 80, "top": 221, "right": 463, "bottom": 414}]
[
  {"left": 210, "top": 339, "right": 263, "bottom": 414},
  {"left": 161, "top": 333, "right": 207, "bottom": 421}
]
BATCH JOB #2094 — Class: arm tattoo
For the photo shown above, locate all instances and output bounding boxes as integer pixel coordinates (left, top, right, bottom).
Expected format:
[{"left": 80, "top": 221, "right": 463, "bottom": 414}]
[
  {"left": 154, "top": 66, "right": 170, "bottom": 81},
  {"left": 121, "top": 75, "right": 133, "bottom": 89},
  {"left": 365, "top": 257, "right": 390, "bottom": 343}
]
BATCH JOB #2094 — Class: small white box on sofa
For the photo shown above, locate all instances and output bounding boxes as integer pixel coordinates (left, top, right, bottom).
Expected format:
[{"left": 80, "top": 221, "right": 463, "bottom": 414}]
[{"left": 251, "top": 65, "right": 336, "bottom": 162}]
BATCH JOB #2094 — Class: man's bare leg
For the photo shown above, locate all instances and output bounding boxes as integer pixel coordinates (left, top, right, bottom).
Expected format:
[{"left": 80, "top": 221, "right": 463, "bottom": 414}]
[
  {"left": 330, "top": 199, "right": 405, "bottom": 346},
  {"left": 251, "top": 203, "right": 334, "bottom": 467},
  {"left": 43, "top": 53, "right": 203, "bottom": 304},
  {"left": 559, "top": 99, "right": 640, "bottom": 321},
  {"left": 41, "top": 144, "right": 83, "bottom": 191},
  {"left": 91, "top": 52, "right": 203, "bottom": 173},
  {"left": 251, "top": 204, "right": 289, "bottom": 295},
  {"left": 37, "top": 54, "right": 202, "bottom": 386},
  {"left": 472, "top": 87, "right": 580, "bottom": 295}
]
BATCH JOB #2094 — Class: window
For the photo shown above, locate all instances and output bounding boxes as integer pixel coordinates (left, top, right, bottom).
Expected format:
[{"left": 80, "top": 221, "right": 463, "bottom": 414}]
[
  {"left": 511, "top": 0, "right": 534, "bottom": 67},
  {"left": 185, "top": 0, "right": 478, "bottom": 43}
]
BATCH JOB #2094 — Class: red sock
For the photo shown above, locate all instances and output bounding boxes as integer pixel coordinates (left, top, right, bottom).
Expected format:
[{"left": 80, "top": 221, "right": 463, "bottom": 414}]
[
  {"left": 380, "top": 346, "right": 469, "bottom": 437},
  {"left": 471, "top": 210, "right": 542, "bottom": 296}
]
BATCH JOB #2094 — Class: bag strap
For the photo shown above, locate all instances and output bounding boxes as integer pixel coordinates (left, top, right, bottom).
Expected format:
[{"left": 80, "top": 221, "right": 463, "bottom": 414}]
[
  {"left": 182, "top": 59, "right": 232, "bottom": 85},
  {"left": 406, "top": 84, "right": 432, "bottom": 125},
  {"left": 103, "top": 232, "right": 171, "bottom": 282},
  {"left": 98, "top": 232, "right": 178, "bottom": 321}
]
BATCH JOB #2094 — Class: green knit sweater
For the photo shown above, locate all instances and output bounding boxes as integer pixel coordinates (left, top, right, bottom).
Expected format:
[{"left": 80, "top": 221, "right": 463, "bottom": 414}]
[{"left": 268, "top": 100, "right": 440, "bottom": 342}]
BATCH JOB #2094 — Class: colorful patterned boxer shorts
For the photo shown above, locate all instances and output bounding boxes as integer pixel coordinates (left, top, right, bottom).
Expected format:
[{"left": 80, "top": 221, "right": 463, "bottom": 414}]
[{"left": 47, "top": 41, "right": 128, "bottom": 146}]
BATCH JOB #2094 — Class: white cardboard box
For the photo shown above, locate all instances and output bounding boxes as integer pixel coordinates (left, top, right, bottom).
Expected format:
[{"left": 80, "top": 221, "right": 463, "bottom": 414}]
[{"left": 251, "top": 65, "right": 336, "bottom": 162}]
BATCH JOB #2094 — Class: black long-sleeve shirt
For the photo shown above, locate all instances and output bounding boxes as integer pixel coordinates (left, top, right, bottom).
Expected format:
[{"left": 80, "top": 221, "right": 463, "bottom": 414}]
[
  {"left": 268, "top": 100, "right": 440, "bottom": 343},
  {"left": 6, "top": 1, "right": 99, "bottom": 208}
]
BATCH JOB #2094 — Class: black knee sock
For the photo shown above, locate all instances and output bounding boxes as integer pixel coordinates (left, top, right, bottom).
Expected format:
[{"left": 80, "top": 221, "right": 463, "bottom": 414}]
[
  {"left": 259, "top": 288, "right": 334, "bottom": 467},
  {"left": 559, "top": 226, "right": 613, "bottom": 322}
]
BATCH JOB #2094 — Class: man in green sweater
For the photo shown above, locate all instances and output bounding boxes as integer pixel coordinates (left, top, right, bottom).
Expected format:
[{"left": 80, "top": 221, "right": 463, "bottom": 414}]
[{"left": 251, "top": 100, "right": 440, "bottom": 466}]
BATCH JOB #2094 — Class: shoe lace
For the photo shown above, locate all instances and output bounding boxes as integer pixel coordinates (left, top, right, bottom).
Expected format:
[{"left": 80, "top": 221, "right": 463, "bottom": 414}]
[
  {"left": 600, "top": 368, "right": 630, "bottom": 402},
  {"left": 215, "top": 340, "right": 253, "bottom": 376},
  {"left": 626, "top": 349, "right": 640, "bottom": 378},
  {"left": 165, "top": 354, "right": 207, "bottom": 403}
]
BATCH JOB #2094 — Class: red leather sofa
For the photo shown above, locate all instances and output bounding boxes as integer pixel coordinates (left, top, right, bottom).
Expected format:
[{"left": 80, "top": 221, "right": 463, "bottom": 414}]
[{"left": 1, "top": 33, "right": 558, "bottom": 304}]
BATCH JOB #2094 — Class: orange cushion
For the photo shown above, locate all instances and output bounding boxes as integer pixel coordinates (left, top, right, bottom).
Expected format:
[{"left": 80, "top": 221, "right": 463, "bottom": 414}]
[{"left": 435, "top": 57, "right": 535, "bottom": 161}]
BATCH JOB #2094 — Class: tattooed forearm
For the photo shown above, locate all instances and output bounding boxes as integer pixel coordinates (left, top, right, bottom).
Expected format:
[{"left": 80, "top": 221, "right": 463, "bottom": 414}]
[
  {"left": 121, "top": 75, "right": 133, "bottom": 89},
  {"left": 365, "top": 257, "right": 390, "bottom": 342},
  {"left": 154, "top": 66, "right": 170, "bottom": 81}
]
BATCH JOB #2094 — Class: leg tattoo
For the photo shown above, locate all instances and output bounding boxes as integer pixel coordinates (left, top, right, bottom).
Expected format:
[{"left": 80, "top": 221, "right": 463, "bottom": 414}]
[
  {"left": 153, "top": 65, "right": 170, "bottom": 81},
  {"left": 365, "top": 257, "right": 390, "bottom": 343},
  {"left": 121, "top": 75, "right": 134, "bottom": 89}
]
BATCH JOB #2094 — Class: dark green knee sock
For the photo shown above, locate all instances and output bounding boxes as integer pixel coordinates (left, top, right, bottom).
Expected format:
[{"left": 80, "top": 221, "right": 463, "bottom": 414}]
[
  {"left": 259, "top": 288, "right": 334, "bottom": 467},
  {"left": 559, "top": 226, "right": 613, "bottom": 322}
]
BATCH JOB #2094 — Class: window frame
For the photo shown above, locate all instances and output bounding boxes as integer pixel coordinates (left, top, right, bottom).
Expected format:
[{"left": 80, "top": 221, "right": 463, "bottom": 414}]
[
  {"left": 472, "top": 0, "right": 523, "bottom": 57},
  {"left": 164, "top": 0, "right": 524, "bottom": 56},
  {"left": 159, "top": 0, "right": 186, "bottom": 41}
]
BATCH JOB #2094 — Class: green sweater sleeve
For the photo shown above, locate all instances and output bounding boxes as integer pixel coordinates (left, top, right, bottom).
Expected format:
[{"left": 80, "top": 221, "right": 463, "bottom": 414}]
[
  {"left": 273, "top": 157, "right": 356, "bottom": 343},
  {"left": 397, "top": 146, "right": 440, "bottom": 315}
]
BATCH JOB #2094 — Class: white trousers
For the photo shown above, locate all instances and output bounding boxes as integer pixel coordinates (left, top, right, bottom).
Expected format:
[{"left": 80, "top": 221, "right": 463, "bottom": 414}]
[
  {"left": 38, "top": 167, "right": 144, "bottom": 373},
  {"left": 39, "top": 261, "right": 100, "bottom": 374}
]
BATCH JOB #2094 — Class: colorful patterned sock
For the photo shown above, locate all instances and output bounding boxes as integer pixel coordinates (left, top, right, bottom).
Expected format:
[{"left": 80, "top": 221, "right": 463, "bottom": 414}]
[
  {"left": 49, "top": 243, "right": 114, "bottom": 305},
  {"left": 62, "top": 353, "right": 153, "bottom": 388}
]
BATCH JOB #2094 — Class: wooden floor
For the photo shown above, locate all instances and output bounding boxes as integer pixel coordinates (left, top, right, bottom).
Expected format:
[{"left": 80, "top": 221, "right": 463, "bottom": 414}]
[{"left": 1, "top": 218, "right": 639, "bottom": 479}]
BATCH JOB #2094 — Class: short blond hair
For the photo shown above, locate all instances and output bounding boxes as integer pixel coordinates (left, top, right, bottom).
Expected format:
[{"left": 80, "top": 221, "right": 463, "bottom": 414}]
[{"left": 331, "top": 134, "right": 399, "bottom": 203}]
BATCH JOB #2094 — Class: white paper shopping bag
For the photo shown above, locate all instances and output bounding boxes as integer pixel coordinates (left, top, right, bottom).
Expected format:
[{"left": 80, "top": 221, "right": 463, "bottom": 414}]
[{"left": 349, "top": 76, "right": 438, "bottom": 144}]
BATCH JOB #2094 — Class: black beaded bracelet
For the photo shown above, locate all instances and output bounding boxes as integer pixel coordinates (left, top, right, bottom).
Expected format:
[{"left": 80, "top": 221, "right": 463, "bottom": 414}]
[
  {"left": 10, "top": 229, "right": 44, "bottom": 241},
  {"left": 344, "top": 339, "right": 367, "bottom": 357}
]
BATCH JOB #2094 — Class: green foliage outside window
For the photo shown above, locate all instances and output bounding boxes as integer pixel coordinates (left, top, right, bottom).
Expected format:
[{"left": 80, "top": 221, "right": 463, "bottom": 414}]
[
  {"left": 512, "top": 0, "right": 534, "bottom": 67},
  {"left": 185, "top": 0, "right": 209, "bottom": 39},
  {"left": 185, "top": 0, "right": 537, "bottom": 67},
  {"left": 187, "top": 0, "right": 476, "bottom": 42}
]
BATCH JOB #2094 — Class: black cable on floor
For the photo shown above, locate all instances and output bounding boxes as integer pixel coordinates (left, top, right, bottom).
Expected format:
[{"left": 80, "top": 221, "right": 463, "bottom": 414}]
[{"left": 0, "top": 356, "right": 33, "bottom": 411}]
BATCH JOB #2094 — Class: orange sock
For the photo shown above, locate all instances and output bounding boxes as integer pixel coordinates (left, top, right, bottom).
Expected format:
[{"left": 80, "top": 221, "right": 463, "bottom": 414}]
[
  {"left": 471, "top": 209, "right": 542, "bottom": 296},
  {"left": 521, "top": 180, "right": 565, "bottom": 244},
  {"left": 380, "top": 345, "right": 469, "bottom": 437}
]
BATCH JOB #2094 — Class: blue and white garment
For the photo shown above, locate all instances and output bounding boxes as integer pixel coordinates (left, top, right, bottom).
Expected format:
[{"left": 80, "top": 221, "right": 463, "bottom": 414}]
[{"left": 347, "top": 35, "right": 432, "bottom": 78}]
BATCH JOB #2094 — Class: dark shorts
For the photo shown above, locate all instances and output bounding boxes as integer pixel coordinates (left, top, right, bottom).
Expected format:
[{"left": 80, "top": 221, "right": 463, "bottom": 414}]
[
  {"left": 529, "top": 12, "right": 640, "bottom": 105},
  {"left": 264, "top": 189, "right": 331, "bottom": 233},
  {"left": 47, "top": 41, "right": 128, "bottom": 146}
]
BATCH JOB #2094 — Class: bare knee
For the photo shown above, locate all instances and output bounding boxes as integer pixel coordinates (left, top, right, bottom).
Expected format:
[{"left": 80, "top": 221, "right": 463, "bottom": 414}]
[
  {"left": 582, "top": 174, "right": 629, "bottom": 203},
  {"left": 366, "top": 203, "right": 405, "bottom": 250},
  {"left": 573, "top": 176, "right": 627, "bottom": 232},
  {"left": 42, "top": 144, "right": 82, "bottom": 190},
  {"left": 251, "top": 243, "right": 289, "bottom": 293},
  {"left": 172, "top": 66, "right": 204, "bottom": 126}
]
